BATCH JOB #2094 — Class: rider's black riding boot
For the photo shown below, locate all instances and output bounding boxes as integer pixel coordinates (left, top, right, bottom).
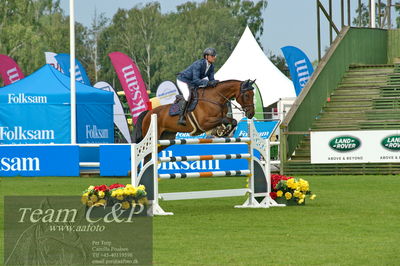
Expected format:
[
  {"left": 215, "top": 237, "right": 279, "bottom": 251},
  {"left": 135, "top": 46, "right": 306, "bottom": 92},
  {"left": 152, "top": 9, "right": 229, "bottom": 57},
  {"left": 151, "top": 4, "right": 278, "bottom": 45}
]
[{"left": 177, "top": 101, "right": 188, "bottom": 126}]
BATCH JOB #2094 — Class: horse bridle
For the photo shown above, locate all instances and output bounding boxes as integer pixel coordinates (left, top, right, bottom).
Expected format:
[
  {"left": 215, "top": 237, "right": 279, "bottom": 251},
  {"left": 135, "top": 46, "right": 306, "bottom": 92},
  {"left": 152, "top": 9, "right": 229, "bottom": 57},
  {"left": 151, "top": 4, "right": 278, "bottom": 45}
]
[{"left": 197, "top": 80, "right": 254, "bottom": 114}]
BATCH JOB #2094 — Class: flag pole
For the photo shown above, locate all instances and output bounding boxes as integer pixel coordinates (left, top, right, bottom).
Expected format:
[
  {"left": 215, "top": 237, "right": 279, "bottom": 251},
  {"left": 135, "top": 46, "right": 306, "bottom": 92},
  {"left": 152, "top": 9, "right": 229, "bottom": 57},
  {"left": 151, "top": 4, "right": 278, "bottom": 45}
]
[{"left": 69, "top": 0, "right": 76, "bottom": 143}]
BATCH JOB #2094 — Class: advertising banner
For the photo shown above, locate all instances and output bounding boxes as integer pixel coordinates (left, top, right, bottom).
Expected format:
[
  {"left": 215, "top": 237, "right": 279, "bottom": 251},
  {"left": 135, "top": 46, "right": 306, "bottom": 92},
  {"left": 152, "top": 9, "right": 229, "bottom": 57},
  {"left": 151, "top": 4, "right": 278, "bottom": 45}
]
[
  {"left": 108, "top": 52, "right": 150, "bottom": 124},
  {"left": 311, "top": 130, "right": 400, "bottom": 163},
  {"left": 233, "top": 119, "right": 279, "bottom": 139},
  {"left": 0, "top": 145, "right": 79, "bottom": 176},
  {"left": 45, "top": 52, "right": 63, "bottom": 72},
  {"left": 158, "top": 144, "right": 250, "bottom": 175},
  {"left": 98, "top": 144, "right": 259, "bottom": 177},
  {"left": 156, "top": 80, "right": 179, "bottom": 105},
  {"left": 55, "top": 53, "right": 92, "bottom": 85},
  {"left": 281, "top": 46, "right": 314, "bottom": 96},
  {"left": 0, "top": 54, "right": 24, "bottom": 85},
  {"left": 95, "top": 81, "right": 132, "bottom": 143},
  {"left": 100, "top": 145, "right": 131, "bottom": 176}
]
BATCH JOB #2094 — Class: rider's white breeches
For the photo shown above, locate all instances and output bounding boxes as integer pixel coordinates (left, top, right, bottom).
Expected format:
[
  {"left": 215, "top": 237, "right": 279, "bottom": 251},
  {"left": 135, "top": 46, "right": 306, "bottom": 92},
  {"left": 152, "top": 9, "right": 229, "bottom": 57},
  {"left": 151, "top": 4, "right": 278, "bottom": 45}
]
[
  {"left": 176, "top": 78, "right": 209, "bottom": 101},
  {"left": 176, "top": 79, "right": 190, "bottom": 100}
]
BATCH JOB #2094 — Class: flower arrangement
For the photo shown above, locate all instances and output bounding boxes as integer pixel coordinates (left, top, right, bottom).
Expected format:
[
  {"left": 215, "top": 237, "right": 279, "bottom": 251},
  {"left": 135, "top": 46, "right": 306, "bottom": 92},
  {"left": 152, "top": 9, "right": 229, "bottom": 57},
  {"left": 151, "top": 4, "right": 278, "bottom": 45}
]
[
  {"left": 81, "top": 183, "right": 148, "bottom": 209},
  {"left": 270, "top": 174, "right": 316, "bottom": 205}
]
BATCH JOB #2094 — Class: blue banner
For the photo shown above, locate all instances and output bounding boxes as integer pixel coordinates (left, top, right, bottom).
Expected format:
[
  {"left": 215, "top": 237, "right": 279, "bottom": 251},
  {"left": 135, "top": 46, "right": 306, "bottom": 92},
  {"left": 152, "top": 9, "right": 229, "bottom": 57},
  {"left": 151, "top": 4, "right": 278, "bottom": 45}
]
[
  {"left": 99, "top": 145, "right": 130, "bottom": 176},
  {"left": 233, "top": 119, "right": 279, "bottom": 139},
  {"left": 175, "top": 132, "right": 207, "bottom": 139},
  {"left": 98, "top": 144, "right": 261, "bottom": 177},
  {"left": 76, "top": 104, "right": 114, "bottom": 143},
  {"left": 55, "top": 54, "right": 91, "bottom": 86},
  {"left": 158, "top": 144, "right": 252, "bottom": 175},
  {"left": 281, "top": 46, "right": 314, "bottom": 96},
  {"left": 0, "top": 146, "right": 80, "bottom": 176}
]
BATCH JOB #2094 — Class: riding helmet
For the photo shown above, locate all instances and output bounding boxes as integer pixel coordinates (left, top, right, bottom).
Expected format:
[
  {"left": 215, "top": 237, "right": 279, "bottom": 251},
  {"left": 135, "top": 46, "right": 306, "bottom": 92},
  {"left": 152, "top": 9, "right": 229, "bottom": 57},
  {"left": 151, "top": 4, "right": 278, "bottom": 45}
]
[{"left": 203, "top": 47, "right": 217, "bottom": 57}]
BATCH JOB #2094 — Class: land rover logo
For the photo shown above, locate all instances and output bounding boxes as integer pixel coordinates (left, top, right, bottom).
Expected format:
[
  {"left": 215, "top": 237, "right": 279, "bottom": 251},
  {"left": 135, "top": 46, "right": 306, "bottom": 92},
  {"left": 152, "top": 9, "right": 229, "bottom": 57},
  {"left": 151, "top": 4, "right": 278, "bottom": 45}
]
[
  {"left": 329, "top": 136, "right": 361, "bottom": 152},
  {"left": 381, "top": 135, "right": 400, "bottom": 151}
]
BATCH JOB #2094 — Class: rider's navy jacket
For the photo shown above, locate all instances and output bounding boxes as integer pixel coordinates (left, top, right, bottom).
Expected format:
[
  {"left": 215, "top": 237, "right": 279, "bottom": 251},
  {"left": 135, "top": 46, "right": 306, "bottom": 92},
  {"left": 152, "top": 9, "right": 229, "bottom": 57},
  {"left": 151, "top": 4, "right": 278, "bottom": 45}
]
[{"left": 177, "top": 59, "right": 215, "bottom": 87}]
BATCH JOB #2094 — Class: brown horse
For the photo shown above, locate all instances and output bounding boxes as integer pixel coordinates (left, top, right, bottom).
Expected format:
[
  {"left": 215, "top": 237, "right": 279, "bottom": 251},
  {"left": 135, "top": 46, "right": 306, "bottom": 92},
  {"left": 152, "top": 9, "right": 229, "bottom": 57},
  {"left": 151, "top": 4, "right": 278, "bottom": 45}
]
[{"left": 133, "top": 79, "right": 255, "bottom": 143}]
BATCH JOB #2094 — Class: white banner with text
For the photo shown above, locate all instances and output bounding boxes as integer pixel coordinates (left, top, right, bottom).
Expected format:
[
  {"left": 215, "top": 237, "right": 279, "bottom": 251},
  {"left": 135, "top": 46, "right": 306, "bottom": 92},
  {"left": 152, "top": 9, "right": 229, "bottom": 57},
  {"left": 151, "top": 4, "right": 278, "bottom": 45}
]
[{"left": 311, "top": 130, "right": 400, "bottom": 164}]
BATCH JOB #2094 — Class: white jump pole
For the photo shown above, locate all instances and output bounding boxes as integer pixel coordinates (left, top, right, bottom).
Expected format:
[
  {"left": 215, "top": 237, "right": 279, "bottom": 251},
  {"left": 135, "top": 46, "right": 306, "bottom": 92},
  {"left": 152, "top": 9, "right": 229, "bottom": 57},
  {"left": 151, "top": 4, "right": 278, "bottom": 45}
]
[
  {"left": 370, "top": 0, "right": 376, "bottom": 28},
  {"left": 69, "top": 0, "right": 77, "bottom": 144}
]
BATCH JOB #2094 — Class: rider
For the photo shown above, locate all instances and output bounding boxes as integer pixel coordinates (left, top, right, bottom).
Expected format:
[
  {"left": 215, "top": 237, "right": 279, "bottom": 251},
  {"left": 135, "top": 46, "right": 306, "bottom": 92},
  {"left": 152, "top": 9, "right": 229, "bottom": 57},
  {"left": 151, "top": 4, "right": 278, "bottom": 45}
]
[{"left": 176, "top": 47, "right": 219, "bottom": 126}]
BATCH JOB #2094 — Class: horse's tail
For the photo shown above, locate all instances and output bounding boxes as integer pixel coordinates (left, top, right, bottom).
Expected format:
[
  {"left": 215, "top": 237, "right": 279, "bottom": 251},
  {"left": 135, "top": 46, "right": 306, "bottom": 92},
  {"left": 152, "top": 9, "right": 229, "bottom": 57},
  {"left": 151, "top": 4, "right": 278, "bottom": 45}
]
[{"left": 133, "top": 110, "right": 149, "bottom": 143}]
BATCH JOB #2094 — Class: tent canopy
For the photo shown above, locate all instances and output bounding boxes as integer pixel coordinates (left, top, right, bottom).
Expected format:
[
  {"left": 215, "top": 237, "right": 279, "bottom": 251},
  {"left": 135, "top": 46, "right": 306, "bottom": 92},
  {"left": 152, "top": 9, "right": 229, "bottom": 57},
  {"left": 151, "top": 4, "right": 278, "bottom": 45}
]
[
  {"left": 0, "top": 64, "right": 114, "bottom": 144},
  {"left": 215, "top": 26, "right": 295, "bottom": 108},
  {"left": 0, "top": 64, "right": 112, "bottom": 104}
]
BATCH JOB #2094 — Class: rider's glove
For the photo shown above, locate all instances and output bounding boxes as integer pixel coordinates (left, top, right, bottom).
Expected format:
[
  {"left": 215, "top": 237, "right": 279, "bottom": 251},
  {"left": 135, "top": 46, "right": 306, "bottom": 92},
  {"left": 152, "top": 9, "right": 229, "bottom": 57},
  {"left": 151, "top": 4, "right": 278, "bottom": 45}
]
[{"left": 207, "top": 80, "right": 219, "bottom": 87}]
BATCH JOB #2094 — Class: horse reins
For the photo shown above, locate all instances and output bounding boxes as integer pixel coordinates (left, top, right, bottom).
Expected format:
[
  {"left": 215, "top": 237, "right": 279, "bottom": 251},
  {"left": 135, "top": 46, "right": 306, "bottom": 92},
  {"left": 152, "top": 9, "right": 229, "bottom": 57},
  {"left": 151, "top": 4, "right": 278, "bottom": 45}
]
[{"left": 196, "top": 84, "right": 254, "bottom": 114}]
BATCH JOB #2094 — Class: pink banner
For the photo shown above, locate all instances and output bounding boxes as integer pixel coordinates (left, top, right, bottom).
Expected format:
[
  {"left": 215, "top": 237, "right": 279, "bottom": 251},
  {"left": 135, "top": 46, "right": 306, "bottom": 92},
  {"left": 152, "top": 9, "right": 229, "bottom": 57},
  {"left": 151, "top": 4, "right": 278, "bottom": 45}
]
[
  {"left": 108, "top": 52, "right": 150, "bottom": 124},
  {"left": 0, "top": 54, "right": 24, "bottom": 85}
]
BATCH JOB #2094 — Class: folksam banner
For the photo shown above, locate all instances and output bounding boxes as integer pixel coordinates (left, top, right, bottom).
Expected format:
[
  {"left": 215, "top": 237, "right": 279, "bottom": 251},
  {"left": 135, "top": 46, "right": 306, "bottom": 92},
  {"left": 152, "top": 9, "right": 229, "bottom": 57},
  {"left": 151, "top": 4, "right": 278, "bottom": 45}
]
[
  {"left": 0, "top": 54, "right": 24, "bottom": 86},
  {"left": 94, "top": 81, "right": 132, "bottom": 143},
  {"left": 281, "top": 46, "right": 314, "bottom": 96},
  {"left": 55, "top": 54, "right": 92, "bottom": 86},
  {"left": 0, "top": 145, "right": 80, "bottom": 176},
  {"left": 233, "top": 119, "right": 279, "bottom": 139},
  {"left": 108, "top": 52, "right": 150, "bottom": 124},
  {"left": 98, "top": 144, "right": 254, "bottom": 176}
]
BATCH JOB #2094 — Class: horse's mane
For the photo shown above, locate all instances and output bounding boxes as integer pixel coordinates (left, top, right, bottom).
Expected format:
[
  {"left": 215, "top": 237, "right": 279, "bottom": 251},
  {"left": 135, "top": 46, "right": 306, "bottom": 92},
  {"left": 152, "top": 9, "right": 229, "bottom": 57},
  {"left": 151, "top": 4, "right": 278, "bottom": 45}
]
[{"left": 218, "top": 79, "right": 241, "bottom": 84}]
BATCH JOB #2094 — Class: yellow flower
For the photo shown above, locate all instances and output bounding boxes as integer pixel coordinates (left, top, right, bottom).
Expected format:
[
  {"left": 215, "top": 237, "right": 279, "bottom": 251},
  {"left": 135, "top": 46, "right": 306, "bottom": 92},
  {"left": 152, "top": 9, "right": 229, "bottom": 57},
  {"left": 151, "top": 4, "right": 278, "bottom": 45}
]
[
  {"left": 116, "top": 194, "right": 124, "bottom": 201},
  {"left": 121, "top": 201, "right": 130, "bottom": 209},
  {"left": 138, "top": 185, "right": 145, "bottom": 191},
  {"left": 126, "top": 184, "right": 133, "bottom": 188},
  {"left": 82, "top": 192, "right": 89, "bottom": 197},
  {"left": 300, "top": 193, "right": 306, "bottom": 199},
  {"left": 86, "top": 200, "right": 94, "bottom": 207},
  {"left": 299, "top": 179, "right": 309, "bottom": 191},
  {"left": 293, "top": 190, "right": 301, "bottom": 198},
  {"left": 298, "top": 198, "right": 304, "bottom": 204},
  {"left": 287, "top": 178, "right": 299, "bottom": 189},
  {"left": 98, "top": 191, "right": 105, "bottom": 199},
  {"left": 276, "top": 190, "right": 283, "bottom": 197},
  {"left": 81, "top": 196, "right": 88, "bottom": 205},
  {"left": 310, "top": 194, "right": 317, "bottom": 200},
  {"left": 285, "top": 192, "right": 292, "bottom": 200},
  {"left": 88, "top": 185, "right": 95, "bottom": 191},
  {"left": 90, "top": 194, "right": 98, "bottom": 203},
  {"left": 137, "top": 197, "right": 148, "bottom": 206},
  {"left": 94, "top": 199, "right": 107, "bottom": 206}
]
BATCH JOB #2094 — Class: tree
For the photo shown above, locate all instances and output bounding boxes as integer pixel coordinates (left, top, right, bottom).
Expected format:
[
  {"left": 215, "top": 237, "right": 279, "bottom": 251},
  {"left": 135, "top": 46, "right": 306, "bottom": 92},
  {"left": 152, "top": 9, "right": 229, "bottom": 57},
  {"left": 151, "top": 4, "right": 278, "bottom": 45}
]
[
  {"left": 96, "top": 1, "right": 267, "bottom": 94},
  {"left": 352, "top": 2, "right": 387, "bottom": 27},
  {"left": 87, "top": 9, "right": 109, "bottom": 83},
  {"left": 0, "top": 0, "right": 87, "bottom": 78}
]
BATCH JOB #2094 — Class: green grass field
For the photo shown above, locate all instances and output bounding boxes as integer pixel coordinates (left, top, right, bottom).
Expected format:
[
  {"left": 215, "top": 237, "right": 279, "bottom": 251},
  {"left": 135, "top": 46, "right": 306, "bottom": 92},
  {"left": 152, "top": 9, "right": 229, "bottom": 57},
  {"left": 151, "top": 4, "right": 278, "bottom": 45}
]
[{"left": 1, "top": 175, "right": 400, "bottom": 265}]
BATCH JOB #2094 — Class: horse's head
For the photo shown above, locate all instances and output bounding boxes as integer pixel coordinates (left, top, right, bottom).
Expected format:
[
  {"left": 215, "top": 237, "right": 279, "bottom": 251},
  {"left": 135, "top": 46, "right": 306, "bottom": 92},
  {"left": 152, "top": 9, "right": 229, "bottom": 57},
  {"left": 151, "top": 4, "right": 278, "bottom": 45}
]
[{"left": 236, "top": 79, "right": 255, "bottom": 119}]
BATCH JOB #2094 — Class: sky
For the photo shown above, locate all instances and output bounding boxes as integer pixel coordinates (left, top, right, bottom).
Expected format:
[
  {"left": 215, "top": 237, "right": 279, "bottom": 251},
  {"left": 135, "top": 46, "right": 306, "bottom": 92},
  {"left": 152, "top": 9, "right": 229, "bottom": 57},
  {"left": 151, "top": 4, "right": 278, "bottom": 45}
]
[{"left": 58, "top": 0, "right": 378, "bottom": 62}]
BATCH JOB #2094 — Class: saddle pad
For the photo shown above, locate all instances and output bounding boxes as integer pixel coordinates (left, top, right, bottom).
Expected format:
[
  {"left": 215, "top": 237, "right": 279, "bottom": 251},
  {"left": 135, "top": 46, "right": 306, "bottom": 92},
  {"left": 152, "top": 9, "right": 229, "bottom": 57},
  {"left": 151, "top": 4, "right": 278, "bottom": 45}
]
[{"left": 169, "top": 95, "right": 198, "bottom": 116}]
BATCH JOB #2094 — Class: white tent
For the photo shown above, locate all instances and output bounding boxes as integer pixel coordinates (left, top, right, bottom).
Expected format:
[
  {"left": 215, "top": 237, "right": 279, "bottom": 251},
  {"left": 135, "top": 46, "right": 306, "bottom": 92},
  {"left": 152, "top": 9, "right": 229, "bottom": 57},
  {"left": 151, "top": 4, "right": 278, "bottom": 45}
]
[{"left": 215, "top": 26, "right": 295, "bottom": 108}]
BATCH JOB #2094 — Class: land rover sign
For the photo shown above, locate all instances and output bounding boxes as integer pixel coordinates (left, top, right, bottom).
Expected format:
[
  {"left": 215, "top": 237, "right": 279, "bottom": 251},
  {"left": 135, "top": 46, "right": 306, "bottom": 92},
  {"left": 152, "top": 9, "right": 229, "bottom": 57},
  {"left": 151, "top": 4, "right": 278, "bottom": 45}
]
[
  {"left": 311, "top": 130, "right": 400, "bottom": 164},
  {"left": 329, "top": 136, "right": 361, "bottom": 152},
  {"left": 381, "top": 135, "right": 400, "bottom": 151}
]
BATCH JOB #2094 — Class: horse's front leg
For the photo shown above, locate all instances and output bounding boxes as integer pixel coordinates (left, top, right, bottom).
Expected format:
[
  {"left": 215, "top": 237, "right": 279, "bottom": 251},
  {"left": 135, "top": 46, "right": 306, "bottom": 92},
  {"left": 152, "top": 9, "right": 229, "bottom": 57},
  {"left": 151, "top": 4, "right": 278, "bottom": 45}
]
[
  {"left": 217, "top": 117, "right": 237, "bottom": 137},
  {"left": 203, "top": 116, "right": 237, "bottom": 137}
]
